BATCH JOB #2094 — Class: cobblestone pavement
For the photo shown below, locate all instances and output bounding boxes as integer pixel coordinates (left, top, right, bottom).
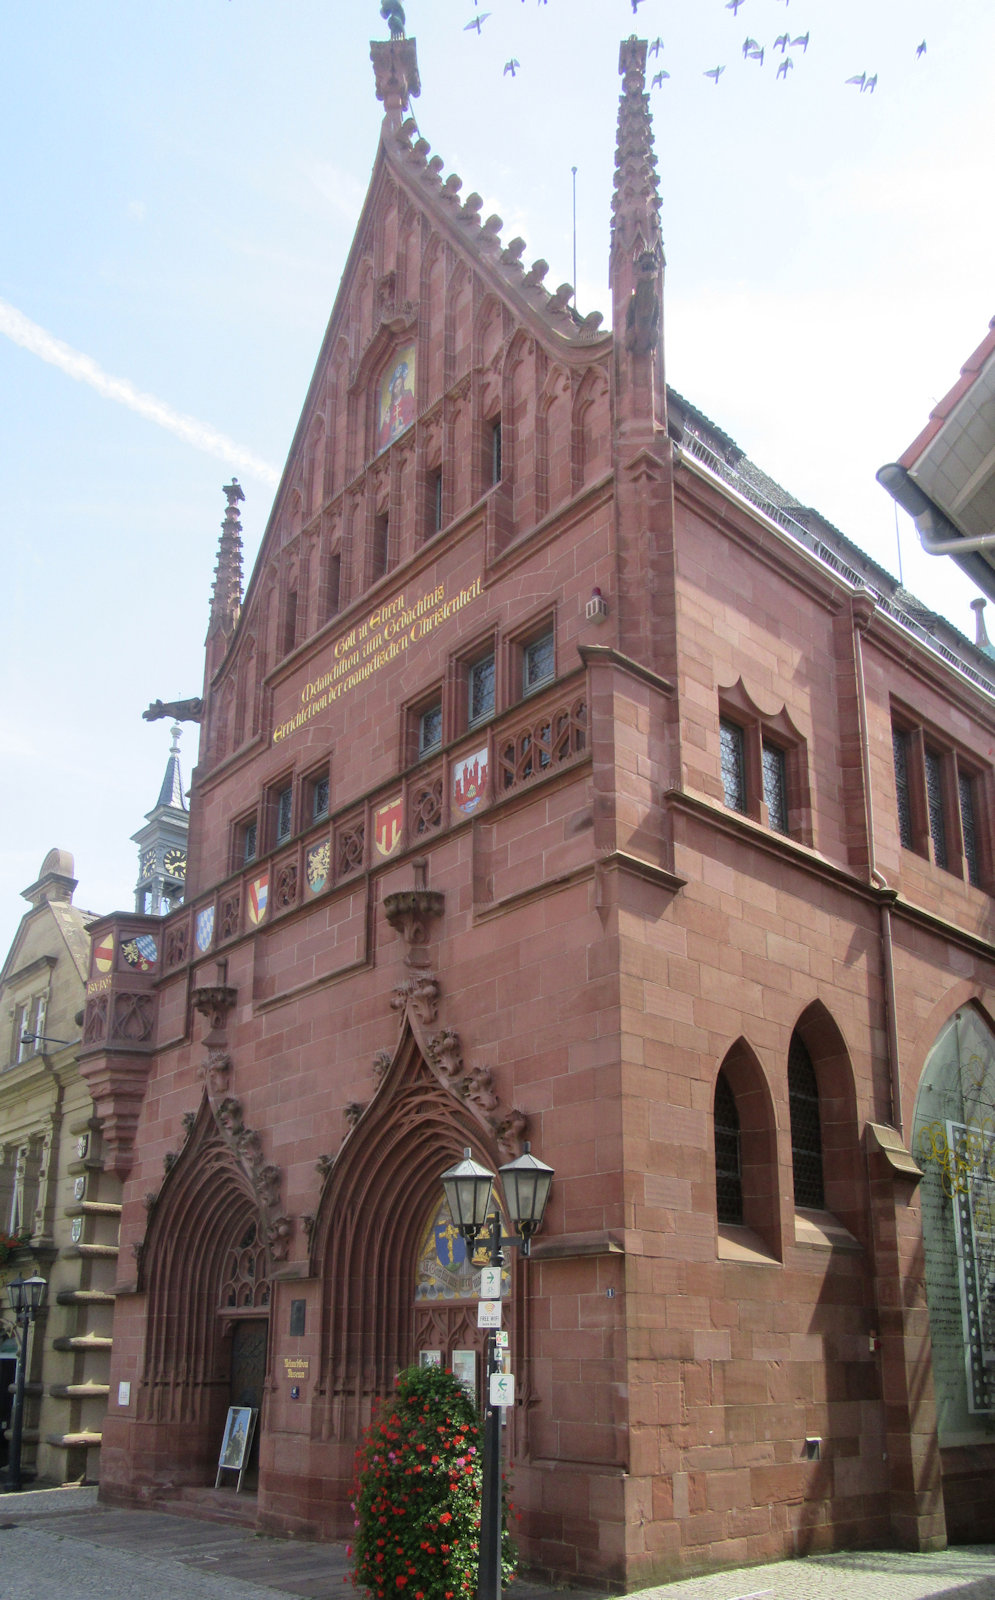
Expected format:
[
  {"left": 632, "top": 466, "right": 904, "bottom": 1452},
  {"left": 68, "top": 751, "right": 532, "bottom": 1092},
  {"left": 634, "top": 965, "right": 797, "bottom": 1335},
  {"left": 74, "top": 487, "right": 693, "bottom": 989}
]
[{"left": 0, "top": 1489, "right": 994, "bottom": 1600}]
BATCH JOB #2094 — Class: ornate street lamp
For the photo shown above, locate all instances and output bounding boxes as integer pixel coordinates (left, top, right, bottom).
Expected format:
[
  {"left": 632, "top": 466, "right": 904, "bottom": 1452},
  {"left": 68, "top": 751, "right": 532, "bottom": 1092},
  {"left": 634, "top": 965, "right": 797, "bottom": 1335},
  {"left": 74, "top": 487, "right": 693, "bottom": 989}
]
[
  {"left": 4, "top": 1273, "right": 46, "bottom": 1494},
  {"left": 440, "top": 1144, "right": 554, "bottom": 1600}
]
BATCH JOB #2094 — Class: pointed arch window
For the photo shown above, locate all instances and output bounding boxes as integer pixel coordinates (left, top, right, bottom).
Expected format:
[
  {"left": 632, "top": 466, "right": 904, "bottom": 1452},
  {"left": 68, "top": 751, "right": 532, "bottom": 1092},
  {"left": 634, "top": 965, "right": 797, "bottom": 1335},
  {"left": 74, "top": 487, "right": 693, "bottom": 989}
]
[
  {"left": 713, "top": 1070, "right": 743, "bottom": 1225},
  {"left": 788, "top": 1033, "right": 825, "bottom": 1209}
]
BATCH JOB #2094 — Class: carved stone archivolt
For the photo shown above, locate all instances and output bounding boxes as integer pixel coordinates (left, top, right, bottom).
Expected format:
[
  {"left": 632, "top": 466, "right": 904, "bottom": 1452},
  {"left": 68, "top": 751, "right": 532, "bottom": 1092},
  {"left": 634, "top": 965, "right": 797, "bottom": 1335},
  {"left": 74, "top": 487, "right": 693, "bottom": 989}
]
[
  {"left": 189, "top": 969, "right": 293, "bottom": 1262},
  {"left": 213, "top": 1095, "right": 293, "bottom": 1261},
  {"left": 376, "top": 979, "right": 529, "bottom": 1163},
  {"left": 391, "top": 974, "right": 440, "bottom": 1027}
]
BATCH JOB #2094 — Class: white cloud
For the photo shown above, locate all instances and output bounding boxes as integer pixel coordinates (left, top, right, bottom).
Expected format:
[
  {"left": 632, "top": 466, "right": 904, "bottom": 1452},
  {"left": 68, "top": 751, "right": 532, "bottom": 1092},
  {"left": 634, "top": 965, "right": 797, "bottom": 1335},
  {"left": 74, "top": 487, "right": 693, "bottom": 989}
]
[{"left": 0, "top": 297, "right": 280, "bottom": 487}]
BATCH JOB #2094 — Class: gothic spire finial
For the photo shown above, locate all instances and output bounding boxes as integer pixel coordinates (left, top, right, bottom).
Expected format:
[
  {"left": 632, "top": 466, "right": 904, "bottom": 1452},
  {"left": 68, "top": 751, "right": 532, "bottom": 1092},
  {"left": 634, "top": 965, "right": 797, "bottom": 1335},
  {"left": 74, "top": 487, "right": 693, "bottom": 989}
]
[
  {"left": 371, "top": 8, "right": 421, "bottom": 127},
  {"left": 611, "top": 37, "right": 664, "bottom": 268},
  {"left": 208, "top": 478, "right": 244, "bottom": 642}
]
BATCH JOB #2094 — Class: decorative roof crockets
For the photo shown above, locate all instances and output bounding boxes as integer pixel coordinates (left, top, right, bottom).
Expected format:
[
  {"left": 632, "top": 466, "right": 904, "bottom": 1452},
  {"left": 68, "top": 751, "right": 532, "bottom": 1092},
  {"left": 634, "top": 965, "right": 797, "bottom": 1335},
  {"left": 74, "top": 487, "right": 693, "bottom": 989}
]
[
  {"left": 380, "top": 111, "right": 605, "bottom": 349},
  {"left": 208, "top": 478, "right": 245, "bottom": 645}
]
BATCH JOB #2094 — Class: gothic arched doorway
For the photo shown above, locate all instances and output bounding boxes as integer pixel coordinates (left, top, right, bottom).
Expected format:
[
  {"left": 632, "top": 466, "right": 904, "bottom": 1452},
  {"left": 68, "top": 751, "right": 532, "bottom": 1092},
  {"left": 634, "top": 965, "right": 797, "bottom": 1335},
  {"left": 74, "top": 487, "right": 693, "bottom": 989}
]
[
  {"left": 412, "top": 1192, "right": 513, "bottom": 1406},
  {"left": 138, "top": 1102, "right": 275, "bottom": 1490},
  {"left": 218, "top": 1215, "right": 272, "bottom": 1486}
]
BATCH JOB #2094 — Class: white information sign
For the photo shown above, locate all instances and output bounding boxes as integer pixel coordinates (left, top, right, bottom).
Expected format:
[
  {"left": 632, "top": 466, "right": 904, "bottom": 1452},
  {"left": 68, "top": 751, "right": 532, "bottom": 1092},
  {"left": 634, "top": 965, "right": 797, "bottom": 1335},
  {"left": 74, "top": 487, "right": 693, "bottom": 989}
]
[
  {"left": 479, "top": 1266, "right": 503, "bottom": 1300},
  {"left": 495, "top": 1329, "right": 509, "bottom": 1348},
  {"left": 489, "top": 1372, "right": 515, "bottom": 1407},
  {"left": 477, "top": 1299, "right": 502, "bottom": 1328}
]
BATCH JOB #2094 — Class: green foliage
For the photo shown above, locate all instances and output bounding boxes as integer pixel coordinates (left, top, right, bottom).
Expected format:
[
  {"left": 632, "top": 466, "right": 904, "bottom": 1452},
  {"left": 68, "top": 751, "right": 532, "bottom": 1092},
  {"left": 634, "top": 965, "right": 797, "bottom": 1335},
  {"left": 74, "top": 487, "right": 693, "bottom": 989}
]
[{"left": 349, "top": 1363, "right": 516, "bottom": 1600}]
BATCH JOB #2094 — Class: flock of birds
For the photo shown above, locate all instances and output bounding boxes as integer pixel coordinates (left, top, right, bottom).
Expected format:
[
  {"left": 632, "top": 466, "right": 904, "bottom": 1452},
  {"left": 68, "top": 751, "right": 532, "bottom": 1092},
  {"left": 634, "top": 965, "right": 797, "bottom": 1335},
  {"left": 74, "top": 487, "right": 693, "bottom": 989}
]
[{"left": 380, "top": 2, "right": 929, "bottom": 96}]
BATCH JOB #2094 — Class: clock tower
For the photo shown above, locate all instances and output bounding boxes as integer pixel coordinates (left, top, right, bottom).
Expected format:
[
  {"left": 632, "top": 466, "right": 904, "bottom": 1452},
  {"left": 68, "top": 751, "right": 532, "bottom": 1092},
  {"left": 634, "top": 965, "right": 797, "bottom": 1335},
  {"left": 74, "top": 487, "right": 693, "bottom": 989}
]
[{"left": 132, "top": 724, "right": 189, "bottom": 915}]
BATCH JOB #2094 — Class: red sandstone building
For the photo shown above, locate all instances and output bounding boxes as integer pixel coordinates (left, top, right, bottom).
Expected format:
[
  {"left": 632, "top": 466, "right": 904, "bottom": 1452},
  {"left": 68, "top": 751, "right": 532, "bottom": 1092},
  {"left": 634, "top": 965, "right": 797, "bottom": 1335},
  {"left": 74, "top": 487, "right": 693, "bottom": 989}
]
[{"left": 78, "top": 34, "right": 995, "bottom": 1587}]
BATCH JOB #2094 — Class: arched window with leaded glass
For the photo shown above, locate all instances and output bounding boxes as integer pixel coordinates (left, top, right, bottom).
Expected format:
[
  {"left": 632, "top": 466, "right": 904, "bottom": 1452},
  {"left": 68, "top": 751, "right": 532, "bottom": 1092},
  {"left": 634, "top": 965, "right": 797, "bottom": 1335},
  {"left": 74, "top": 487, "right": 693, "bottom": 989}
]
[
  {"left": 788, "top": 1033, "right": 825, "bottom": 1209},
  {"left": 714, "top": 1070, "right": 743, "bottom": 1225}
]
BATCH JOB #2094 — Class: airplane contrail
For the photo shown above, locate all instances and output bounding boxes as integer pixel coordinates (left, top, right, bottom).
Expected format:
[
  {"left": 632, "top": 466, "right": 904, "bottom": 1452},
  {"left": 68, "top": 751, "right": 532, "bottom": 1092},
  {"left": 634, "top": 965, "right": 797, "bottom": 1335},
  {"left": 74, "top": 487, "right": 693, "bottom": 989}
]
[{"left": 0, "top": 297, "right": 280, "bottom": 487}]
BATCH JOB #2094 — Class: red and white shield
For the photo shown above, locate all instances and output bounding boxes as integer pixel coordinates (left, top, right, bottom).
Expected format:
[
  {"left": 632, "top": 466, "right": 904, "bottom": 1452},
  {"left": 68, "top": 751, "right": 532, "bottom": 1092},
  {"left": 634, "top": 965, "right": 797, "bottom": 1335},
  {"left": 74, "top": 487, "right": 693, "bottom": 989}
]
[
  {"left": 248, "top": 872, "right": 269, "bottom": 925},
  {"left": 374, "top": 796, "right": 404, "bottom": 858}
]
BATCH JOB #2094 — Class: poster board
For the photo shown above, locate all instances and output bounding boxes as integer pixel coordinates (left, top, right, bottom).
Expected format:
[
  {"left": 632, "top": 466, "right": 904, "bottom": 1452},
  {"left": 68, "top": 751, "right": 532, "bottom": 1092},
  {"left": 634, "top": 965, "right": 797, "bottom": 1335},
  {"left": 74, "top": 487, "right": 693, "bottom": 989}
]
[{"left": 215, "top": 1405, "right": 258, "bottom": 1491}]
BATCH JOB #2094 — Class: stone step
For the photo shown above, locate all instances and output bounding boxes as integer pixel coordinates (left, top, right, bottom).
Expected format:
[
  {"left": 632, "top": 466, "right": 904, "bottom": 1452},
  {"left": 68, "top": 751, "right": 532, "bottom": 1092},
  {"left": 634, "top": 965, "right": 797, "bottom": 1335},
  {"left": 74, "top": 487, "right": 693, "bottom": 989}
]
[{"left": 157, "top": 1485, "right": 260, "bottom": 1530}]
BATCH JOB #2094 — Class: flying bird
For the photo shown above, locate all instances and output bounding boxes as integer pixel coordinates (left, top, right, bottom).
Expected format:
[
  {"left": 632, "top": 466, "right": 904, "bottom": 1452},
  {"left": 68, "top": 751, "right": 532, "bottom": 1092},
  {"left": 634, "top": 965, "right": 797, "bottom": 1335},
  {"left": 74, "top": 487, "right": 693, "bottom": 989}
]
[
  {"left": 845, "top": 71, "right": 866, "bottom": 89},
  {"left": 790, "top": 32, "right": 809, "bottom": 51},
  {"left": 464, "top": 12, "right": 490, "bottom": 31},
  {"left": 746, "top": 44, "right": 764, "bottom": 64},
  {"left": 704, "top": 65, "right": 725, "bottom": 83},
  {"left": 651, "top": 70, "right": 670, "bottom": 86},
  {"left": 776, "top": 56, "right": 793, "bottom": 77},
  {"left": 773, "top": 33, "right": 789, "bottom": 51},
  {"left": 742, "top": 35, "right": 759, "bottom": 56},
  {"left": 649, "top": 37, "right": 664, "bottom": 56},
  {"left": 916, "top": 39, "right": 927, "bottom": 58},
  {"left": 504, "top": 59, "right": 520, "bottom": 76},
  {"left": 863, "top": 73, "right": 877, "bottom": 92},
  {"left": 631, "top": 0, "right": 648, "bottom": 13},
  {"left": 725, "top": 0, "right": 745, "bottom": 12}
]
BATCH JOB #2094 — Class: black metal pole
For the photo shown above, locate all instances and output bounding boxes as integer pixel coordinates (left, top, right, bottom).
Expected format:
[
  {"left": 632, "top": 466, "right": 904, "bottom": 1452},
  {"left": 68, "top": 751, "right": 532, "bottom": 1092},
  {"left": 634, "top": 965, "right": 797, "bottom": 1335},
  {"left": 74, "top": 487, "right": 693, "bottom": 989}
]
[
  {"left": 477, "top": 1214, "right": 504, "bottom": 1600},
  {"left": 7, "top": 1306, "right": 29, "bottom": 1493}
]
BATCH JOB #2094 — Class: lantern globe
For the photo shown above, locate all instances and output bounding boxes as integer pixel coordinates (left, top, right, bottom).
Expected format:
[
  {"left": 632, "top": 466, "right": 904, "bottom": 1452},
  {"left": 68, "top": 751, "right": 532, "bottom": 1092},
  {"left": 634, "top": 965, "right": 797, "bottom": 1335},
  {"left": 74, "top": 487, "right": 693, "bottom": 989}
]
[
  {"left": 499, "top": 1143, "right": 554, "bottom": 1240},
  {"left": 441, "top": 1148, "right": 495, "bottom": 1240},
  {"left": 8, "top": 1274, "right": 46, "bottom": 1317}
]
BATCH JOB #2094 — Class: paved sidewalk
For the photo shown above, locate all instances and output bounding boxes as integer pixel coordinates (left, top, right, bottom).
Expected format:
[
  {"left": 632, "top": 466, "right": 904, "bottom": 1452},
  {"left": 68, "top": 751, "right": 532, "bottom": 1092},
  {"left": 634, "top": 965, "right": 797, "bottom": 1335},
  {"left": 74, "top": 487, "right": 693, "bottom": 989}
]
[{"left": 1, "top": 1488, "right": 994, "bottom": 1600}]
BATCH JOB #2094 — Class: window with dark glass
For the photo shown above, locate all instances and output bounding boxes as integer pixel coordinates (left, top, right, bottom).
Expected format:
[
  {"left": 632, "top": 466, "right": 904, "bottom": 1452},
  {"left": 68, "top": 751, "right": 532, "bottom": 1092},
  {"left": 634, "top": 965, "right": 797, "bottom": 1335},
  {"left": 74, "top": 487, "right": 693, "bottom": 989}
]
[
  {"left": 468, "top": 652, "right": 495, "bottom": 727},
  {"left": 490, "top": 418, "right": 502, "bottom": 485},
  {"left": 313, "top": 774, "right": 330, "bottom": 822},
  {"left": 419, "top": 702, "right": 443, "bottom": 757},
  {"left": 720, "top": 719, "right": 747, "bottom": 813},
  {"left": 893, "top": 726, "right": 913, "bottom": 849},
  {"left": 714, "top": 1070, "right": 743, "bottom": 1225},
  {"left": 960, "top": 771, "right": 980, "bottom": 887},
  {"left": 275, "top": 786, "right": 293, "bottom": 845},
  {"left": 788, "top": 1034, "right": 825, "bottom": 1209},
  {"left": 242, "top": 819, "right": 258, "bottom": 865},
  {"left": 431, "top": 469, "right": 443, "bottom": 532},
  {"left": 523, "top": 630, "right": 554, "bottom": 696},
  {"left": 893, "top": 713, "right": 987, "bottom": 883},
  {"left": 762, "top": 741, "right": 788, "bottom": 834},
  {"left": 924, "top": 747, "right": 948, "bottom": 870}
]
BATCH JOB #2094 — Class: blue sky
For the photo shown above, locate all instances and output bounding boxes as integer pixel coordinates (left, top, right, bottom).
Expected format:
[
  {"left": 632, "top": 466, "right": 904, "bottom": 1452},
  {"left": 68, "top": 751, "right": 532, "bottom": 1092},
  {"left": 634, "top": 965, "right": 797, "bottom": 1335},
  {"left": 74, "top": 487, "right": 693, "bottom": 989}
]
[{"left": 2, "top": 0, "right": 993, "bottom": 956}]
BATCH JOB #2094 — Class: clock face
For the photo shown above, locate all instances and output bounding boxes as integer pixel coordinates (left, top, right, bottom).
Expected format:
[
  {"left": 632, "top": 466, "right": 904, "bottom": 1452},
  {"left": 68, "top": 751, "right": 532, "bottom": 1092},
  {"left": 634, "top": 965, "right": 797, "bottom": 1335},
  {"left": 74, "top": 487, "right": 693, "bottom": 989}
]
[
  {"left": 163, "top": 847, "right": 187, "bottom": 880},
  {"left": 141, "top": 847, "right": 157, "bottom": 879}
]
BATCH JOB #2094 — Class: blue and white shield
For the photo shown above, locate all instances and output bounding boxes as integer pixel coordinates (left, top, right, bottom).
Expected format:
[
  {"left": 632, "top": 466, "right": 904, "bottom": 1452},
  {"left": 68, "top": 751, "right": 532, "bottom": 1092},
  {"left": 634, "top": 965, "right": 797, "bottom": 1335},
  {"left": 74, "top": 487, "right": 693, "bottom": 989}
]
[{"left": 196, "top": 906, "right": 215, "bottom": 952}]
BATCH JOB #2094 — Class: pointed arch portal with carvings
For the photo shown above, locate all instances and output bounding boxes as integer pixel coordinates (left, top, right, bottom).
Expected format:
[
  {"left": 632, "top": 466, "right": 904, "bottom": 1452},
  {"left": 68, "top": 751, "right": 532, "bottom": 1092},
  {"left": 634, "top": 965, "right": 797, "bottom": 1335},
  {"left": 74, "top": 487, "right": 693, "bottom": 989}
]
[
  {"left": 312, "top": 1022, "right": 523, "bottom": 1442},
  {"left": 137, "top": 1099, "right": 272, "bottom": 1449}
]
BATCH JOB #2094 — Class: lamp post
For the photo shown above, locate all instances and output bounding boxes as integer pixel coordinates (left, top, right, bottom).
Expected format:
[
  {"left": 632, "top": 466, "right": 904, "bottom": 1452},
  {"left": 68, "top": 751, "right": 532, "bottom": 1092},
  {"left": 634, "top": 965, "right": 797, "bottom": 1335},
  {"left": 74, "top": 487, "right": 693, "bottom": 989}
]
[
  {"left": 4, "top": 1273, "right": 46, "bottom": 1493},
  {"left": 441, "top": 1144, "right": 553, "bottom": 1600}
]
